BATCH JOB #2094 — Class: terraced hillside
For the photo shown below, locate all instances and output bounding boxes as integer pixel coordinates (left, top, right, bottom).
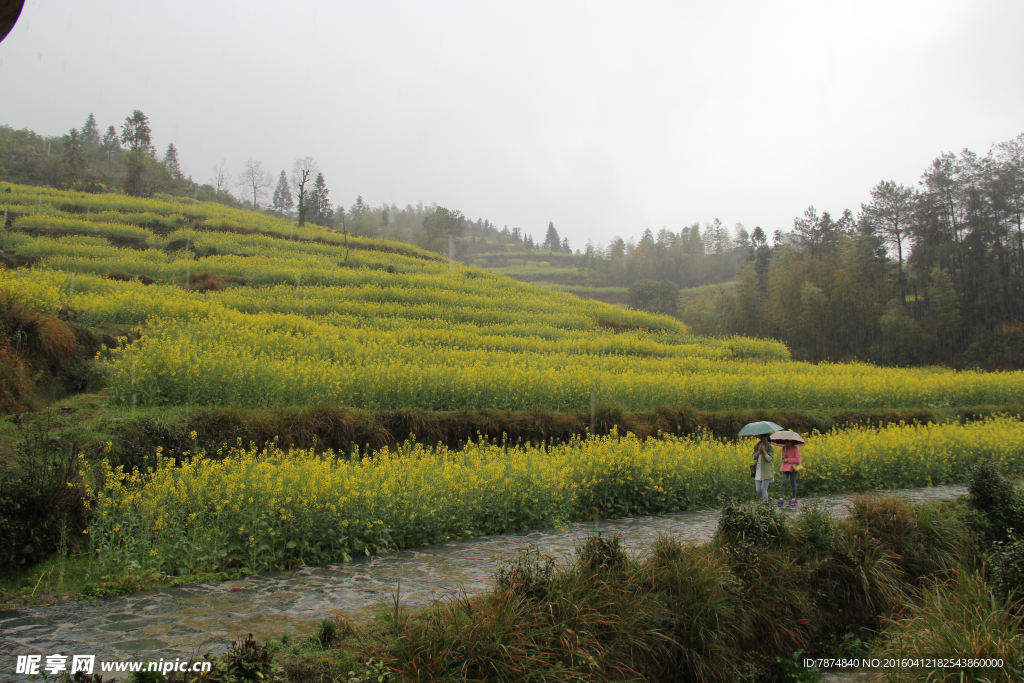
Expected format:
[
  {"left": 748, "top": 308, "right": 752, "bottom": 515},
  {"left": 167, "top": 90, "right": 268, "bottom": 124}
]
[{"left": 2, "top": 181, "right": 1024, "bottom": 422}]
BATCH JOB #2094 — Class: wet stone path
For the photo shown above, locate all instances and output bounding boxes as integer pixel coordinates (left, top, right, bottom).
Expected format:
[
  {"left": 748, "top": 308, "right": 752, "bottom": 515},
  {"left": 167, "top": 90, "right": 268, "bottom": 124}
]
[{"left": 0, "top": 486, "right": 965, "bottom": 679}]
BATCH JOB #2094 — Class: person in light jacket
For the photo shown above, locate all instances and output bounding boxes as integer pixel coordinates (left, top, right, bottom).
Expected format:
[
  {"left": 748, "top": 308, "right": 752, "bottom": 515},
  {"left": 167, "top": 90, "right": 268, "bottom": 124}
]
[
  {"left": 778, "top": 444, "right": 802, "bottom": 507},
  {"left": 752, "top": 434, "right": 774, "bottom": 502}
]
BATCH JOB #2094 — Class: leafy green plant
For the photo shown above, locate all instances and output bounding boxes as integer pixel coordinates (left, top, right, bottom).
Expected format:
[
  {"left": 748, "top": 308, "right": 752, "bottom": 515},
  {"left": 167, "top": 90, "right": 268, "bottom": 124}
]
[
  {"left": 773, "top": 650, "right": 821, "bottom": 682},
  {"left": 344, "top": 658, "right": 394, "bottom": 683},
  {"left": 830, "top": 631, "right": 870, "bottom": 658},
  {"left": 206, "top": 634, "right": 281, "bottom": 683},
  {"left": 791, "top": 500, "right": 839, "bottom": 561},
  {"left": 129, "top": 670, "right": 166, "bottom": 683},
  {"left": 494, "top": 544, "right": 557, "bottom": 601},
  {"left": 991, "top": 533, "right": 1024, "bottom": 603},
  {"left": 314, "top": 617, "right": 339, "bottom": 649},
  {"left": 715, "top": 500, "right": 789, "bottom": 549},
  {"left": 575, "top": 532, "right": 629, "bottom": 574},
  {"left": 967, "top": 459, "right": 1024, "bottom": 545}
]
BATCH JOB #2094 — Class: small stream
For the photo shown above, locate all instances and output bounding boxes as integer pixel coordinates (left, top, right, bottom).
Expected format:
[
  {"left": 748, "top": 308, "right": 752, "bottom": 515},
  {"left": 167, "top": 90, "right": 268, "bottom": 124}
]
[{"left": 0, "top": 486, "right": 966, "bottom": 681}]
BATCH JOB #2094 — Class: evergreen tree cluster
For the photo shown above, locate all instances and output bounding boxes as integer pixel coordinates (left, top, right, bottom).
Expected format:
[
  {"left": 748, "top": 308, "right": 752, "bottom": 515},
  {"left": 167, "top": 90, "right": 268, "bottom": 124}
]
[
  {"left": 543, "top": 222, "right": 573, "bottom": 254},
  {"left": 684, "top": 134, "right": 1024, "bottom": 369},
  {"left": 573, "top": 220, "right": 750, "bottom": 290},
  {"left": 0, "top": 111, "right": 239, "bottom": 206},
  {"left": 338, "top": 200, "right": 543, "bottom": 260}
]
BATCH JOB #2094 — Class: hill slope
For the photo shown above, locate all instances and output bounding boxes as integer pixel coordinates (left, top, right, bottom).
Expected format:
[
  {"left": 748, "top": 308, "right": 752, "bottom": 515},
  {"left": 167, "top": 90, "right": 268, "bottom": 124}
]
[{"left": 1, "top": 182, "right": 1023, "bottom": 423}]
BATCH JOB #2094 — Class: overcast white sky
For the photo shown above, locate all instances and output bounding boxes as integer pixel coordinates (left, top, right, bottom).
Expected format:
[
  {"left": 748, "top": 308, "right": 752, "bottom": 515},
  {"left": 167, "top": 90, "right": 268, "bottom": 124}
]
[{"left": 1, "top": 0, "right": 1022, "bottom": 247}]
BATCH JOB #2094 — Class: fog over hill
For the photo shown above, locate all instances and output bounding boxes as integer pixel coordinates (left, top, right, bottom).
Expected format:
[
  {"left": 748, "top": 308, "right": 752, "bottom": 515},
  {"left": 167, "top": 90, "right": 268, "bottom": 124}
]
[{"left": 1, "top": 0, "right": 1022, "bottom": 246}]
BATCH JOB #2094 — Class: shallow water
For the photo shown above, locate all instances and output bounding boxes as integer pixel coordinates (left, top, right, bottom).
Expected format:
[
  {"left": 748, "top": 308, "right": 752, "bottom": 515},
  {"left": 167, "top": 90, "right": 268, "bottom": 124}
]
[{"left": 0, "top": 485, "right": 965, "bottom": 681}]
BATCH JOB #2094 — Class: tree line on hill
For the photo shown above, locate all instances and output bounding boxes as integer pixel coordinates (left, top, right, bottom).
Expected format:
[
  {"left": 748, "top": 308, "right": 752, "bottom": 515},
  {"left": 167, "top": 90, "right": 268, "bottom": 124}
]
[
  {"left": 0, "top": 112, "right": 521, "bottom": 244},
  {"left": 0, "top": 111, "right": 575, "bottom": 257},
  {"left": 0, "top": 111, "right": 336, "bottom": 228},
  {"left": 680, "top": 134, "right": 1024, "bottom": 369},
  {"left": 0, "top": 111, "right": 241, "bottom": 207},
  {"left": 576, "top": 219, "right": 751, "bottom": 289}
]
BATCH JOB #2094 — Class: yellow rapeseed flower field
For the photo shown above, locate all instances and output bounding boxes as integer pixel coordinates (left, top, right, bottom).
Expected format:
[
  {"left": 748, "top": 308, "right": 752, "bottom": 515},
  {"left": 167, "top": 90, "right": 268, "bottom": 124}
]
[
  {"left": 1, "top": 266, "right": 1020, "bottom": 411},
  {"left": 89, "top": 418, "right": 1024, "bottom": 578},
  {"left": 3, "top": 178, "right": 1024, "bottom": 413}
]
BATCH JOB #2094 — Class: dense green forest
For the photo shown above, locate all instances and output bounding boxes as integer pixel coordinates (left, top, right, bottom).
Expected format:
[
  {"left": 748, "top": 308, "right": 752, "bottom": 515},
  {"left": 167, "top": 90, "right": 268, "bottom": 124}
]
[{"left": 681, "top": 136, "right": 1024, "bottom": 369}]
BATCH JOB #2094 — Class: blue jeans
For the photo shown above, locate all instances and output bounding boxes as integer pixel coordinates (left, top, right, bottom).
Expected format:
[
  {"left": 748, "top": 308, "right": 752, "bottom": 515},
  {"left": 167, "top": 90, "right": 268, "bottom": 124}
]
[{"left": 780, "top": 470, "right": 798, "bottom": 499}]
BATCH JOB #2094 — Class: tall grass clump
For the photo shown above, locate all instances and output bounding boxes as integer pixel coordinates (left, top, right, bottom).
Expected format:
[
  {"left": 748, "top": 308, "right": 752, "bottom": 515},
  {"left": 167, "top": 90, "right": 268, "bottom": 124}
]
[
  {"left": 386, "top": 535, "right": 752, "bottom": 682},
  {"left": 870, "top": 570, "right": 1024, "bottom": 682},
  {"left": 0, "top": 289, "right": 79, "bottom": 412},
  {"left": 378, "top": 494, "right": 985, "bottom": 683},
  {"left": 771, "top": 493, "right": 977, "bottom": 646},
  {"left": 374, "top": 494, "right": 997, "bottom": 682}
]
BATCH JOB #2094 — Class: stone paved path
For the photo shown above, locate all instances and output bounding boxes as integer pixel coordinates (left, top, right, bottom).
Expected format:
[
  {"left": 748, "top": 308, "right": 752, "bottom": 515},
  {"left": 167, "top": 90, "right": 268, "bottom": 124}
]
[{"left": 0, "top": 486, "right": 966, "bottom": 681}]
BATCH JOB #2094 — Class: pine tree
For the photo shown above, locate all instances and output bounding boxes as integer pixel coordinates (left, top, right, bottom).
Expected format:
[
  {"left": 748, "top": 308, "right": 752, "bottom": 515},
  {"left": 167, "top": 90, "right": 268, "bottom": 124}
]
[
  {"left": 120, "top": 110, "right": 153, "bottom": 154},
  {"left": 101, "top": 125, "right": 120, "bottom": 168},
  {"left": 81, "top": 113, "right": 100, "bottom": 145},
  {"left": 121, "top": 112, "right": 155, "bottom": 197},
  {"left": 862, "top": 180, "right": 915, "bottom": 306},
  {"left": 928, "top": 267, "right": 961, "bottom": 359},
  {"left": 350, "top": 194, "right": 367, "bottom": 215},
  {"left": 272, "top": 171, "right": 294, "bottom": 214},
  {"left": 312, "top": 173, "right": 331, "bottom": 226},
  {"left": 705, "top": 218, "right": 731, "bottom": 255},
  {"left": 163, "top": 143, "right": 182, "bottom": 180},
  {"left": 306, "top": 185, "right": 320, "bottom": 225},
  {"left": 62, "top": 128, "right": 84, "bottom": 185},
  {"left": 544, "top": 222, "right": 560, "bottom": 252}
]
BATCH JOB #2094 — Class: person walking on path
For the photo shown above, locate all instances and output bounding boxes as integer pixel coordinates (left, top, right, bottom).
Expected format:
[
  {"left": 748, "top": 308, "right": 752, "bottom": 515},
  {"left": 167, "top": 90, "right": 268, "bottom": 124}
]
[
  {"left": 753, "top": 434, "right": 775, "bottom": 502},
  {"left": 778, "top": 443, "right": 802, "bottom": 507}
]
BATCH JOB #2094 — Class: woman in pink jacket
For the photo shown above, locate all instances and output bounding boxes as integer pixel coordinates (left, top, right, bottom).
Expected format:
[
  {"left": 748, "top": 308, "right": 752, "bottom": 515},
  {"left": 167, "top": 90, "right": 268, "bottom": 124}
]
[{"left": 778, "top": 444, "right": 802, "bottom": 507}]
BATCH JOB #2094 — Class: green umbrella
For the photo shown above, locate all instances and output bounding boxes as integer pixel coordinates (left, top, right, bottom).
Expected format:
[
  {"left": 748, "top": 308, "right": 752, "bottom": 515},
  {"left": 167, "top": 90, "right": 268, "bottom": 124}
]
[{"left": 738, "top": 421, "right": 784, "bottom": 437}]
